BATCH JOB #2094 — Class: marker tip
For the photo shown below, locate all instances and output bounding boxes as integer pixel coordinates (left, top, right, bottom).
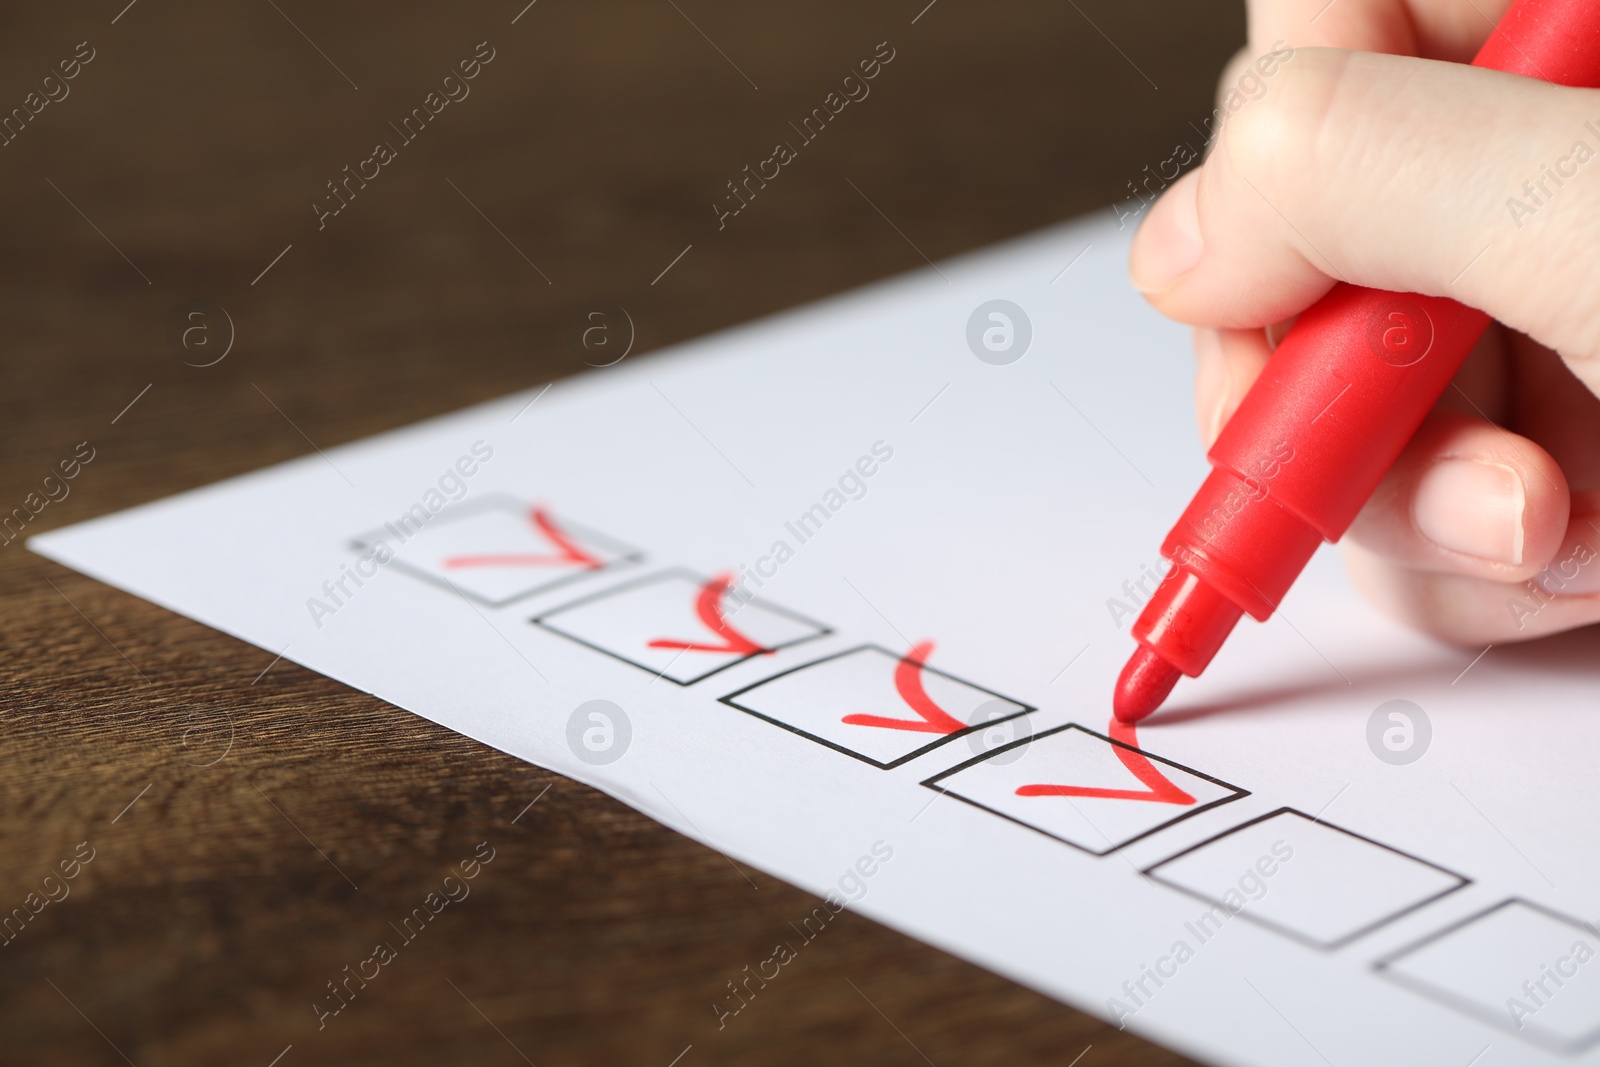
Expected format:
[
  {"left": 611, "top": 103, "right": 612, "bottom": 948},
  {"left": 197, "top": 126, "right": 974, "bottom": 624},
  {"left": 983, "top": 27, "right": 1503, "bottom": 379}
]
[{"left": 1113, "top": 646, "right": 1181, "bottom": 724}]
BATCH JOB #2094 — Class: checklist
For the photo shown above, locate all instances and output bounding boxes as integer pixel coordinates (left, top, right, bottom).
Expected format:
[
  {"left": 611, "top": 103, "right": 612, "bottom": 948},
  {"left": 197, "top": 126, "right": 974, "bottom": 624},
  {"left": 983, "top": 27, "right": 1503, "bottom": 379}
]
[{"left": 32, "top": 215, "right": 1600, "bottom": 1067}]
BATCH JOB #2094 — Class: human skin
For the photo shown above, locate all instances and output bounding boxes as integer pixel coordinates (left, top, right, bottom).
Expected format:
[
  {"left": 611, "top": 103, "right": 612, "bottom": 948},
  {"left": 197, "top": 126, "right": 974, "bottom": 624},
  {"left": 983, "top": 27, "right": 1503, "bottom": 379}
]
[{"left": 1129, "top": 0, "right": 1600, "bottom": 644}]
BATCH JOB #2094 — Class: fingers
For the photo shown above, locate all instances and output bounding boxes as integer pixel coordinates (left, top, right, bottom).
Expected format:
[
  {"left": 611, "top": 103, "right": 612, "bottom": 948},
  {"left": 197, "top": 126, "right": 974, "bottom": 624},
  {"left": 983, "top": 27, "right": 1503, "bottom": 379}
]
[
  {"left": 1245, "top": 0, "right": 1511, "bottom": 60},
  {"left": 1345, "top": 410, "right": 1570, "bottom": 580},
  {"left": 1343, "top": 494, "right": 1600, "bottom": 644},
  {"left": 1247, "top": 0, "right": 1421, "bottom": 55},
  {"left": 1193, "top": 326, "right": 1272, "bottom": 447},
  {"left": 1216, "top": 47, "right": 1258, "bottom": 114},
  {"left": 1129, "top": 48, "right": 1600, "bottom": 398},
  {"left": 1507, "top": 332, "right": 1600, "bottom": 491}
]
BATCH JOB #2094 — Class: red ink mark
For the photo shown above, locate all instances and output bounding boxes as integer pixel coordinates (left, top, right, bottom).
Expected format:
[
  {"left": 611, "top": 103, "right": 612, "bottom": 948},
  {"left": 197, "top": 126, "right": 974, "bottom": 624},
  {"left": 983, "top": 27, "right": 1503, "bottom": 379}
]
[
  {"left": 646, "top": 573, "right": 769, "bottom": 656},
  {"left": 840, "top": 641, "right": 966, "bottom": 735},
  {"left": 443, "top": 507, "right": 604, "bottom": 570},
  {"left": 1014, "top": 715, "right": 1195, "bottom": 805}
]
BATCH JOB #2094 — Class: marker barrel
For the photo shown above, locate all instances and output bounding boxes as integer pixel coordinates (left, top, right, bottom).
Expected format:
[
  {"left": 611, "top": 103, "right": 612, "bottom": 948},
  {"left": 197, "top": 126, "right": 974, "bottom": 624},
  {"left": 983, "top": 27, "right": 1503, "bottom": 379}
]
[
  {"left": 1211, "top": 287, "right": 1491, "bottom": 542},
  {"left": 1135, "top": 287, "right": 1490, "bottom": 677}
]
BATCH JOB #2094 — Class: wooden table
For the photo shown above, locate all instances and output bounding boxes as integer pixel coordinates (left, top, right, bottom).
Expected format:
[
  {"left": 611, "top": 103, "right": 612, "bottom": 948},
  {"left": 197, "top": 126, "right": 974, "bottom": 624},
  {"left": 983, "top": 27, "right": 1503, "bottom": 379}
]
[{"left": 0, "top": 2, "right": 1240, "bottom": 1062}]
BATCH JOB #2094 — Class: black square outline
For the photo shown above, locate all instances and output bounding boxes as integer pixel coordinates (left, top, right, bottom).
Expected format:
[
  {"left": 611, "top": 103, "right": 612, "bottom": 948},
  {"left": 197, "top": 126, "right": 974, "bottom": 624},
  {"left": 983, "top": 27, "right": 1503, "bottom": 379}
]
[
  {"left": 349, "top": 493, "right": 645, "bottom": 608},
  {"left": 1144, "top": 806, "right": 1471, "bottom": 951},
  {"left": 1373, "top": 897, "right": 1600, "bottom": 1054},
  {"left": 531, "top": 567, "right": 833, "bottom": 687},
  {"left": 920, "top": 723, "right": 1248, "bottom": 856},
  {"left": 718, "top": 643, "right": 1035, "bottom": 770}
]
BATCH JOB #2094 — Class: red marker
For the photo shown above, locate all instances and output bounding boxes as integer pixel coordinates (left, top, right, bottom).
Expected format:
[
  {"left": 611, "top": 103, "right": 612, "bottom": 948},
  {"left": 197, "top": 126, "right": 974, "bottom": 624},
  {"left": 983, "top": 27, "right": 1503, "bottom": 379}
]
[{"left": 1114, "top": 0, "right": 1600, "bottom": 724}]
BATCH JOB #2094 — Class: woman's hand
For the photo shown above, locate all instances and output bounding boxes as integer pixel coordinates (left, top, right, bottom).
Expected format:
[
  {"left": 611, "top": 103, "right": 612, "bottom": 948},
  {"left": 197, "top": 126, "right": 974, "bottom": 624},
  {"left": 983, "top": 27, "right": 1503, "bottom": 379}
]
[{"left": 1129, "top": 0, "right": 1600, "bottom": 643}]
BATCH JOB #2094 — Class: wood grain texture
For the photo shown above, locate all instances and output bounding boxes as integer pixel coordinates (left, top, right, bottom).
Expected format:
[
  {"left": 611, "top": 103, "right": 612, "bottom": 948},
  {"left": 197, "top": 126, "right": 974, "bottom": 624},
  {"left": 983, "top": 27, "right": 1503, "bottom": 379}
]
[{"left": 0, "top": 2, "right": 1239, "bottom": 1063}]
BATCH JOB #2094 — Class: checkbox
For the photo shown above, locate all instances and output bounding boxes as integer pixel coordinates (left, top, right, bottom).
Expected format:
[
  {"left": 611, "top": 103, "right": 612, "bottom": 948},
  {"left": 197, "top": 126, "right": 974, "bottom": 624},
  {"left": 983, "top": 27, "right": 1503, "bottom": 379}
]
[
  {"left": 1145, "top": 807, "right": 1468, "bottom": 949},
  {"left": 922, "top": 723, "right": 1245, "bottom": 855},
  {"left": 533, "top": 568, "right": 831, "bottom": 685},
  {"left": 1377, "top": 899, "right": 1600, "bottom": 1053},
  {"left": 720, "top": 643, "right": 1034, "bottom": 770},
  {"left": 352, "top": 495, "right": 642, "bottom": 607}
]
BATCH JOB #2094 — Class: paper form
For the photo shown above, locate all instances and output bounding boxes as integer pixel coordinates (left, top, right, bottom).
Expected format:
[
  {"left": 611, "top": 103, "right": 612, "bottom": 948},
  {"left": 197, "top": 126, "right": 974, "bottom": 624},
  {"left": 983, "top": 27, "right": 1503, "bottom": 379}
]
[{"left": 33, "top": 214, "right": 1600, "bottom": 1067}]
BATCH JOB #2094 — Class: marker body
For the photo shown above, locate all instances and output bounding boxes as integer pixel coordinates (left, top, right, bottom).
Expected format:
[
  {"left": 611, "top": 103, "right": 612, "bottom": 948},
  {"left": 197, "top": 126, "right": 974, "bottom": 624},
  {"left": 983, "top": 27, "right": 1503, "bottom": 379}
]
[
  {"left": 1131, "top": 289, "right": 1488, "bottom": 680},
  {"left": 1116, "top": 0, "right": 1600, "bottom": 722}
]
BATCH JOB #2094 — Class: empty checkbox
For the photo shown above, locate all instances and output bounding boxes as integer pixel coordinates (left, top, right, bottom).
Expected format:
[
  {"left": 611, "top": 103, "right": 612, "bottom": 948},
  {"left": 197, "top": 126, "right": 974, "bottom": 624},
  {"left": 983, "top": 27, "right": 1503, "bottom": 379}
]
[
  {"left": 1145, "top": 808, "right": 1468, "bottom": 949},
  {"left": 1377, "top": 898, "right": 1600, "bottom": 1053}
]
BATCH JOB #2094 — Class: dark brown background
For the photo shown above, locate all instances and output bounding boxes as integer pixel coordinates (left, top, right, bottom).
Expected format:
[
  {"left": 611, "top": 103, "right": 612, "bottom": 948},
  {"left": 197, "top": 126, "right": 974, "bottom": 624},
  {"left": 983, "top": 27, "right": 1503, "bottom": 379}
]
[{"left": 0, "top": 2, "right": 1241, "bottom": 1063}]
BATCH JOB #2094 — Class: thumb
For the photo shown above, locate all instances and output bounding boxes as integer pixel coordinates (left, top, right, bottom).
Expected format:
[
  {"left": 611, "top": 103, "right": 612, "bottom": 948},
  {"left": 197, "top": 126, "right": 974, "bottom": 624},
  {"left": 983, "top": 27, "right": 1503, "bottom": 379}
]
[{"left": 1130, "top": 47, "right": 1600, "bottom": 398}]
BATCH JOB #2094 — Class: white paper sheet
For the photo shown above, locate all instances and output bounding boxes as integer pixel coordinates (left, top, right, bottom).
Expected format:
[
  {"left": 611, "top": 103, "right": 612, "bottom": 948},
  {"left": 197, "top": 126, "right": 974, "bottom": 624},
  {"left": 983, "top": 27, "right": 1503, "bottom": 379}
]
[{"left": 33, "top": 214, "right": 1600, "bottom": 1067}]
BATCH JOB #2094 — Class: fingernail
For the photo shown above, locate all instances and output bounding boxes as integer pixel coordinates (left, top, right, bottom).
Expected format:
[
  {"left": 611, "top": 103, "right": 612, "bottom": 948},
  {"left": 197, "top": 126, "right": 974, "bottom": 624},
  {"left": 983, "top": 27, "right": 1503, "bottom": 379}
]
[
  {"left": 1130, "top": 170, "right": 1203, "bottom": 294},
  {"left": 1413, "top": 459, "right": 1526, "bottom": 565},
  {"left": 1193, "top": 327, "right": 1228, "bottom": 447},
  {"left": 1265, "top": 317, "right": 1296, "bottom": 352}
]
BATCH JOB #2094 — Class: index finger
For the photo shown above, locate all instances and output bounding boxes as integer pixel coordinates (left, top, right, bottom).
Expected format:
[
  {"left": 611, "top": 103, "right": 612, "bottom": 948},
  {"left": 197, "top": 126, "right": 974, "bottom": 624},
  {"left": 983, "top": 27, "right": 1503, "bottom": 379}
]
[{"left": 1247, "top": 0, "right": 1512, "bottom": 60}]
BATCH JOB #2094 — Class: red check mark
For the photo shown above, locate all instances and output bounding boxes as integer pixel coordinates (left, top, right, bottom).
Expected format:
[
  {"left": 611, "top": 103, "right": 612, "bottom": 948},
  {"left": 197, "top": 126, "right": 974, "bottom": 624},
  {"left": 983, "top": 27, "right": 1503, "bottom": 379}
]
[
  {"left": 840, "top": 641, "right": 967, "bottom": 735},
  {"left": 1014, "top": 716, "right": 1195, "bottom": 805},
  {"left": 442, "top": 506, "right": 604, "bottom": 570},
  {"left": 646, "top": 573, "right": 769, "bottom": 656}
]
